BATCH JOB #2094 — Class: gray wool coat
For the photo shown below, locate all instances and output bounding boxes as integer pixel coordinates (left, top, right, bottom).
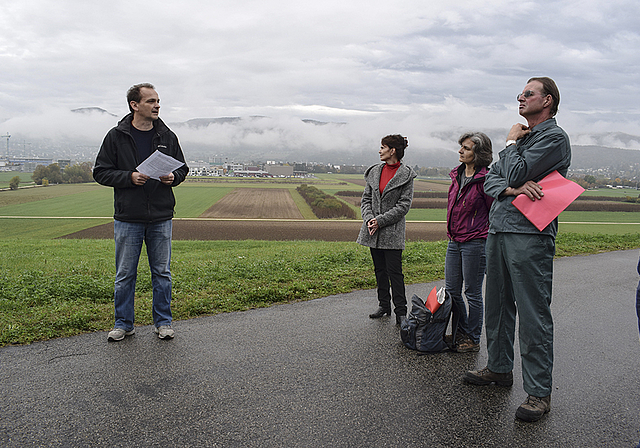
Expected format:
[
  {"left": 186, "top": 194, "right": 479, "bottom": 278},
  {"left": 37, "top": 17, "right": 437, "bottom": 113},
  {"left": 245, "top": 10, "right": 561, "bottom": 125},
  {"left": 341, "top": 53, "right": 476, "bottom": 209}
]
[{"left": 356, "top": 163, "right": 417, "bottom": 250}]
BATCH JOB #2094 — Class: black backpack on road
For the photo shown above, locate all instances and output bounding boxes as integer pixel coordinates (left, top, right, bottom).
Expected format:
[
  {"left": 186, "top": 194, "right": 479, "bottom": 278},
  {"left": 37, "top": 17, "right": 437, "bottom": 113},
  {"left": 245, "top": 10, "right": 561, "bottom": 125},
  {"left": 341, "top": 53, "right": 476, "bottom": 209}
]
[{"left": 400, "top": 290, "right": 461, "bottom": 353}]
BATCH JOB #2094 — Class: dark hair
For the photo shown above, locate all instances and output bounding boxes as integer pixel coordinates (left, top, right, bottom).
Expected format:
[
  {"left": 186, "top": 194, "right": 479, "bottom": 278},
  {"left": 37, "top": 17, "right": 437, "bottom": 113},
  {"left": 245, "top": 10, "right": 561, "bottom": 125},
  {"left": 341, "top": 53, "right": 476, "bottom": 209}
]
[
  {"left": 458, "top": 131, "right": 493, "bottom": 168},
  {"left": 126, "top": 83, "right": 155, "bottom": 113},
  {"left": 528, "top": 76, "right": 560, "bottom": 117},
  {"left": 381, "top": 134, "right": 408, "bottom": 160}
]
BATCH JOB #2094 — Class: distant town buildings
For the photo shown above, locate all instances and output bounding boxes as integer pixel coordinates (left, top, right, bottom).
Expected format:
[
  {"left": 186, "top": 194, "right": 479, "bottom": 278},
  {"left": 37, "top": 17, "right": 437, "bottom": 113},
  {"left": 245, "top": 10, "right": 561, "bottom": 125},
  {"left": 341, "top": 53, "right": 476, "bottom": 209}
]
[
  {"left": 0, "top": 156, "right": 55, "bottom": 172},
  {"left": 188, "top": 160, "right": 307, "bottom": 178}
]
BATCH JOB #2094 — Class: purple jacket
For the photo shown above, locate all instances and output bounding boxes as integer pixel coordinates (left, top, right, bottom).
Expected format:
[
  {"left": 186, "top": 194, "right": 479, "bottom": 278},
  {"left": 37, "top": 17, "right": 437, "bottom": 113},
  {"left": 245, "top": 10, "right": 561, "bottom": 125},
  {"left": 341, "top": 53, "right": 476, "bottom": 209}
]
[{"left": 447, "top": 165, "right": 494, "bottom": 242}]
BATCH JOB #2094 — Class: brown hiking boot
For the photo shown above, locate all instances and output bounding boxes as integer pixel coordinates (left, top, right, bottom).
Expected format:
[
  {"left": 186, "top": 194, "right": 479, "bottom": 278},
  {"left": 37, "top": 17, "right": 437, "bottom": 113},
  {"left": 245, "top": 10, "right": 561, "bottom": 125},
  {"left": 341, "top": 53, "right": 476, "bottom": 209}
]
[
  {"left": 463, "top": 367, "right": 513, "bottom": 386},
  {"left": 455, "top": 335, "right": 480, "bottom": 353},
  {"left": 516, "top": 395, "right": 551, "bottom": 422}
]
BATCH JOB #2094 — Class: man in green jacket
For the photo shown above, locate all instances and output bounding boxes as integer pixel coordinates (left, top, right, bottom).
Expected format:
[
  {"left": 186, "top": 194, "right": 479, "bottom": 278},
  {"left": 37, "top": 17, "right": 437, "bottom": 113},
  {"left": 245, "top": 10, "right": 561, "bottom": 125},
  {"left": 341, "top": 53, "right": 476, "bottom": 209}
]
[
  {"left": 463, "top": 77, "right": 571, "bottom": 422},
  {"left": 94, "top": 83, "right": 188, "bottom": 342}
]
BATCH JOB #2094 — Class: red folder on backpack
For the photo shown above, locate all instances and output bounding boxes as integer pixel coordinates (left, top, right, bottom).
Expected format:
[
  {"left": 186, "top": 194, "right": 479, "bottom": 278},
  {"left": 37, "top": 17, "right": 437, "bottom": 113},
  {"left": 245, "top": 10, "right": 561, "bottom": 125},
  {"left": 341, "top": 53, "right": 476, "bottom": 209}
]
[{"left": 425, "top": 286, "right": 441, "bottom": 314}]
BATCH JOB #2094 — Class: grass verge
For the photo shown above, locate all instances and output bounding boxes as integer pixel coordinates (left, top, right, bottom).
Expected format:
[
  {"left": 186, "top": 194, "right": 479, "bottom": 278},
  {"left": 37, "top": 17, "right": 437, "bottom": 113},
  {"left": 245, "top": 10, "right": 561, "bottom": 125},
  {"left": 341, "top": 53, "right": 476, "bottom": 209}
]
[{"left": 1, "top": 233, "right": 639, "bottom": 346}]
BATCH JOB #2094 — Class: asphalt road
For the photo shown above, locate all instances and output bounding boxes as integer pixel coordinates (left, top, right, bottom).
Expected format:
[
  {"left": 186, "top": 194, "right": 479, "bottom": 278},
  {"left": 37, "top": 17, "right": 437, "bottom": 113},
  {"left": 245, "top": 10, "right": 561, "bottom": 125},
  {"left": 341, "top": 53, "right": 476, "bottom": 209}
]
[{"left": 1, "top": 249, "right": 639, "bottom": 447}]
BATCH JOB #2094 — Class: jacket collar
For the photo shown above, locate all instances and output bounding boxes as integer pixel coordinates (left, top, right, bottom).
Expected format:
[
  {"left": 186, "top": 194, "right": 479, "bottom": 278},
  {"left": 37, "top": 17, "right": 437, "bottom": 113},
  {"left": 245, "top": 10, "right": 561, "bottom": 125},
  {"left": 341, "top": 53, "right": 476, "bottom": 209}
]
[
  {"left": 451, "top": 164, "right": 488, "bottom": 181},
  {"left": 116, "top": 113, "right": 169, "bottom": 136},
  {"left": 368, "top": 162, "right": 415, "bottom": 195}
]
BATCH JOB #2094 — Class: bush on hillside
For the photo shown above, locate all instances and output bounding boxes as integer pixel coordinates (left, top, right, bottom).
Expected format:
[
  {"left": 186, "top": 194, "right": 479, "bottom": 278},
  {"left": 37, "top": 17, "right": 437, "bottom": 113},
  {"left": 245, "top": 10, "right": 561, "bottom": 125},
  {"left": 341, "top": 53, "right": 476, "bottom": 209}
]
[{"left": 9, "top": 176, "right": 20, "bottom": 190}]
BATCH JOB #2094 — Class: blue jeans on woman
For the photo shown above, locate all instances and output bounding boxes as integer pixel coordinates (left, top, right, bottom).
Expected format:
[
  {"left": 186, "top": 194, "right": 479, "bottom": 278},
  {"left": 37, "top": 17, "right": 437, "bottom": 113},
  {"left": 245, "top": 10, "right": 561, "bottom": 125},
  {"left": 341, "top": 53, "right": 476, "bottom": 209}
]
[
  {"left": 445, "top": 239, "right": 486, "bottom": 344},
  {"left": 113, "top": 219, "right": 173, "bottom": 331}
]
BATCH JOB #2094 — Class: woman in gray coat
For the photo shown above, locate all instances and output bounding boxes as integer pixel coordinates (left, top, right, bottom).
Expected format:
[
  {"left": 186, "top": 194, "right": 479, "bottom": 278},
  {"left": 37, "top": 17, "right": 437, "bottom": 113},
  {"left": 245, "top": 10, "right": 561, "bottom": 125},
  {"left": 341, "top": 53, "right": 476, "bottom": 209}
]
[{"left": 357, "top": 134, "right": 417, "bottom": 325}]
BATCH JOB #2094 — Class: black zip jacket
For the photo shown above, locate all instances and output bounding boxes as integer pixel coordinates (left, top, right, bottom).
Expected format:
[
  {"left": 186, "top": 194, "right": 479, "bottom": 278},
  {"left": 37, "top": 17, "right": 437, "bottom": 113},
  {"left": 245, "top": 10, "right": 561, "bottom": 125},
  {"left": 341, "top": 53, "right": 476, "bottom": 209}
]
[{"left": 93, "top": 114, "right": 189, "bottom": 223}]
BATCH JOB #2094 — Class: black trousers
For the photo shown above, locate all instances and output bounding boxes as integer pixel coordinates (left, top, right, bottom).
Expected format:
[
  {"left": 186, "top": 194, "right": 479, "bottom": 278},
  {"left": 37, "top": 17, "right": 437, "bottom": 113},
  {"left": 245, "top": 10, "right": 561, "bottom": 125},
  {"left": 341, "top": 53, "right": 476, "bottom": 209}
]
[{"left": 370, "top": 248, "right": 407, "bottom": 316}]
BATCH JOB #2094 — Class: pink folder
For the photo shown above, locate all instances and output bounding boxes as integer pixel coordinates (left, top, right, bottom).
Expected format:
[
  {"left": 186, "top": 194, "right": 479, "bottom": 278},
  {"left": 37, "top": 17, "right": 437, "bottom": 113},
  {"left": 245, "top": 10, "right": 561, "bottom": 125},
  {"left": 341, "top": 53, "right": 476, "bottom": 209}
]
[{"left": 512, "top": 170, "right": 585, "bottom": 231}]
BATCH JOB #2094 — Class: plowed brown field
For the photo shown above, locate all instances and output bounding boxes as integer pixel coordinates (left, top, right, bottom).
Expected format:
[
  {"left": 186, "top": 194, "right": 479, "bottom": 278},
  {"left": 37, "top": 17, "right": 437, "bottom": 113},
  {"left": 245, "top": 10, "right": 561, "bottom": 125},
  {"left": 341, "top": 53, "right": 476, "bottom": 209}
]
[
  {"left": 61, "top": 220, "right": 447, "bottom": 242},
  {"left": 200, "top": 188, "right": 303, "bottom": 219}
]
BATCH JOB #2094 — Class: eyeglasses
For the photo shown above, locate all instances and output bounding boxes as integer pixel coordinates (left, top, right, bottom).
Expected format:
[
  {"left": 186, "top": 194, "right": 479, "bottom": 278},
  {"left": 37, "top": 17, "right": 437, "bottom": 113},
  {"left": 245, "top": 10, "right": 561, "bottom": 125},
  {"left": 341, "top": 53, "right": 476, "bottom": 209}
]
[
  {"left": 517, "top": 90, "right": 537, "bottom": 100},
  {"left": 517, "top": 90, "right": 550, "bottom": 100}
]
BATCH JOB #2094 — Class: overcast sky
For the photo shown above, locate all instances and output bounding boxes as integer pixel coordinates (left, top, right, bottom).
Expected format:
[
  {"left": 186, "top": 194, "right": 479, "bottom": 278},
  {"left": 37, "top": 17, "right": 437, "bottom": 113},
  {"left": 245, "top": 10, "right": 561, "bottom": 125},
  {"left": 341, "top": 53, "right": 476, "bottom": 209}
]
[{"left": 1, "top": 0, "right": 639, "bottom": 161}]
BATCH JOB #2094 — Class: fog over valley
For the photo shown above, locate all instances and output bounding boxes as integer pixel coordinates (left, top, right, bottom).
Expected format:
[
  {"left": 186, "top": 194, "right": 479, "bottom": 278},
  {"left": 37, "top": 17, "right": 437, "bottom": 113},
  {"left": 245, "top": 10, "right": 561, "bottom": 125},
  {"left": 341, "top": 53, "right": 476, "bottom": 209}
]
[{"left": 1, "top": 107, "right": 639, "bottom": 172}]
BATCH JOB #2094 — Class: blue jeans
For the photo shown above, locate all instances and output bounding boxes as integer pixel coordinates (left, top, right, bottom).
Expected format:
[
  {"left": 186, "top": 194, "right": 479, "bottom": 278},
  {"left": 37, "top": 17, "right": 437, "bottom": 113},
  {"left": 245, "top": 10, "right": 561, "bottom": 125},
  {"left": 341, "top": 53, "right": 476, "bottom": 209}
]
[
  {"left": 445, "top": 239, "right": 486, "bottom": 343},
  {"left": 113, "top": 219, "right": 173, "bottom": 330}
]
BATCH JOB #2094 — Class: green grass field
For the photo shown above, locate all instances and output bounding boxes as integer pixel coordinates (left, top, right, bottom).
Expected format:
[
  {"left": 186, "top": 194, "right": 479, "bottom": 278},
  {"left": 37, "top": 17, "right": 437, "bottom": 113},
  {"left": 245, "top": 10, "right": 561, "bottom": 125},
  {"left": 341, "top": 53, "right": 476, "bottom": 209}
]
[
  {"left": 581, "top": 188, "right": 640, "bottom": 197},
  {"left": 2, "top": 233, "right": 639, "bottom": 346},
  {"left": 1, "top": 178, "right": 639, "bottom": 346},
  {"left": 0, "top": 171, "right": 36, "bottom": 189},
  {"left": 2, "top": 178, "right": 640, "bottom": 237}
]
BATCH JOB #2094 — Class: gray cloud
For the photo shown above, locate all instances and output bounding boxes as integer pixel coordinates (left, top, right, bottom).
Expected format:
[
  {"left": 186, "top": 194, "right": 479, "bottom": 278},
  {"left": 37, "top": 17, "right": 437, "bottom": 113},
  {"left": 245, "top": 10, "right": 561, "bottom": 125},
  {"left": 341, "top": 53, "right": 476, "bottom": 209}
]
[{"left": 1, "top": 0, "right": 639, "bottom": 161}]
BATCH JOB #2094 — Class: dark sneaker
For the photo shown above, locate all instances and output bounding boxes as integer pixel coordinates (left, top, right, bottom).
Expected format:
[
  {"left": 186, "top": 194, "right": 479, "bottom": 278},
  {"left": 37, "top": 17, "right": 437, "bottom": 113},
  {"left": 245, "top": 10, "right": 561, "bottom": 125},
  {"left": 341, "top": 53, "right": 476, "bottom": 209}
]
[
  {"left": 455, "top": 335, "right": 480, "bottom": 353},
  {"left": 463, "top": 367, "right": 513, "bottom": 386},
  {"left": 516, "top": 395, "right": 551, "bottom": 422},
  {"left": 153, "top": 325, "right": 175, "bottom": 340},
  {"left": 107, "top": 328, "right": 135, "bottom": 342}
]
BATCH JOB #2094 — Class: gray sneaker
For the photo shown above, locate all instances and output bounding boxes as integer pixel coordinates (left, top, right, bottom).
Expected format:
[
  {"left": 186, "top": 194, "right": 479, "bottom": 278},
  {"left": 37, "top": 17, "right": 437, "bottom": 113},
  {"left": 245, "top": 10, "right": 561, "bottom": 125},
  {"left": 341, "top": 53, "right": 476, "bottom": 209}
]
[
  {"left": 153, "top": 325, "right": 175, "bottom": 340},
  {"left": 107, "top": 328, "right": 135, "bottom": 342},
  {"left": 463, "top": 366, "right": 513, "bottom": 386},
  {"left": 516, "top": 394, "right": 551, "bottom": 422}
]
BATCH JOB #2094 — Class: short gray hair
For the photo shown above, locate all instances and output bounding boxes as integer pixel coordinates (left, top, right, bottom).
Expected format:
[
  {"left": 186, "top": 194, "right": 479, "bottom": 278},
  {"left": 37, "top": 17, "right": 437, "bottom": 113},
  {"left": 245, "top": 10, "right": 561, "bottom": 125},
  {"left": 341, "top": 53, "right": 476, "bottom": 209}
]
[{"left": 457, "top": 132, "right": 493, "bottom": 168}]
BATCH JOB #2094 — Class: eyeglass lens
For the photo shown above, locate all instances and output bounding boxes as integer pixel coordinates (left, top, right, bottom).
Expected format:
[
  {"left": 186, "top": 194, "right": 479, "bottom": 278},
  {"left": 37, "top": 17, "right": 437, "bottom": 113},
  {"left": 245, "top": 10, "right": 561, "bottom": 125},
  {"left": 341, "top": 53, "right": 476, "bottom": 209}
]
[{"left": 517, "top": 90, "right": 536, "bottom": 100}]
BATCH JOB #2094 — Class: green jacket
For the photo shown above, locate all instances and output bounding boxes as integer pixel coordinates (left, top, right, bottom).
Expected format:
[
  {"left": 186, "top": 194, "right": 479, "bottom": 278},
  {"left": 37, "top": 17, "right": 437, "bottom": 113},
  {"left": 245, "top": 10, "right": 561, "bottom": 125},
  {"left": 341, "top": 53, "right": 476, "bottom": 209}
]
[{"left": 484, "top": 118, "right": 571, "bottom": 237}]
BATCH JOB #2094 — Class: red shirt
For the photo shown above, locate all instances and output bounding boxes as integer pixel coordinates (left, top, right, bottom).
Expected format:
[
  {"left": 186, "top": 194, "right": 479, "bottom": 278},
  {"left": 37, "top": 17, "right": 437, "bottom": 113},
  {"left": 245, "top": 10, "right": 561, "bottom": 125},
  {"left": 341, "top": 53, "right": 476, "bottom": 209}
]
[{"left": 379, "top": 162, "right": 401, "bottom": 194}]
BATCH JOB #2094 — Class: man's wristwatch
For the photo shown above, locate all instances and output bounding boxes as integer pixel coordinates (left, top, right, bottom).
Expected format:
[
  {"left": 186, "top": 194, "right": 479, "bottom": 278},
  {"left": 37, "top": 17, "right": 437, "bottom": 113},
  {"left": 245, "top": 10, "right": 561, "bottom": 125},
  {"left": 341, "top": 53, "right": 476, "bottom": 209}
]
[{"left": 506, "top": 140, "right": 517, "bottom": 147}]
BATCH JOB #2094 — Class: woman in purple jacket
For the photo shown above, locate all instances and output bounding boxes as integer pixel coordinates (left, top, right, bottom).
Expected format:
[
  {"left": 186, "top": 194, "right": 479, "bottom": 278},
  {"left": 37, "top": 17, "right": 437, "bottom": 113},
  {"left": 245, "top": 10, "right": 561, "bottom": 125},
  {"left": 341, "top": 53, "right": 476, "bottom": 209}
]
[{"left": 445, "top": 132, "right": 494, "bottom": 352}]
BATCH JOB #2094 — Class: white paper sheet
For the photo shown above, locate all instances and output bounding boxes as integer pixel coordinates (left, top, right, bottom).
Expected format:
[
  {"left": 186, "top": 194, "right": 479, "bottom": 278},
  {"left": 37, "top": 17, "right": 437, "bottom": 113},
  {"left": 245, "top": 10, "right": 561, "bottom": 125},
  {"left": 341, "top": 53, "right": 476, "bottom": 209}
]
[{"left": 136, "top": 150, "right": 185, "bottom": 181}]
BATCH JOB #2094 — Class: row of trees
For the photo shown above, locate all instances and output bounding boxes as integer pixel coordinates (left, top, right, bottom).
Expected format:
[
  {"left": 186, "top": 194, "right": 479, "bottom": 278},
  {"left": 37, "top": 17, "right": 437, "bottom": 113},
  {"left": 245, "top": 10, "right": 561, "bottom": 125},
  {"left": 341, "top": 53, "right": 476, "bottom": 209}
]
[
  {"left": 297, "top": 184, "right": 356, "bottom": 219},
  {"left": 31, "top": 162, "right": 93, "bottom": 185}
]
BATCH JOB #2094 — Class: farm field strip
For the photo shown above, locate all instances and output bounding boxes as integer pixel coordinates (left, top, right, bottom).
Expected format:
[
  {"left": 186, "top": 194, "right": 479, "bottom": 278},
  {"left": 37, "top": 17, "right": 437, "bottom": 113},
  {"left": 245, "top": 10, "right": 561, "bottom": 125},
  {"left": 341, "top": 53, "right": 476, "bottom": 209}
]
[
  {"left": 339, "top": 177, "right": 450, "bottom": 192},
  {"left": 200, "top": 188, "right": 304, "bottom": 219},
  {"left": 2, "top": 214, "right": 639, "bottom": 224},
  {"left": 1, "top": 179, "right": 639, "bottom": 239}
]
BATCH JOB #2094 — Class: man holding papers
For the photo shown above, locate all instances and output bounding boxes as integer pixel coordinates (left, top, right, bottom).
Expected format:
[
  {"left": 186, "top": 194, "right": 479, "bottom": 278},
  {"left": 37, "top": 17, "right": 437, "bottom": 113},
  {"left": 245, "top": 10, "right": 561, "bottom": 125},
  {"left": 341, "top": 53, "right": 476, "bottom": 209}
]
[
  {"left": 463, "top": 77, "right": 571, "bottom": 422},
  {"left": 94, "top": 83, "right": 188, "bottom": 342}
]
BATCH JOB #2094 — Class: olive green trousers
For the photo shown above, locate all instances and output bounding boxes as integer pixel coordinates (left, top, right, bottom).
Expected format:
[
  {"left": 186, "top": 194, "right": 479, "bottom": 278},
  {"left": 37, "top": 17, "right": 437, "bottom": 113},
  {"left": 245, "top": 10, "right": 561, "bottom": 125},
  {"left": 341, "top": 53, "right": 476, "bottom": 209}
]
[{"left": 485, "top": 232, "right": 555, "bottom": 397}]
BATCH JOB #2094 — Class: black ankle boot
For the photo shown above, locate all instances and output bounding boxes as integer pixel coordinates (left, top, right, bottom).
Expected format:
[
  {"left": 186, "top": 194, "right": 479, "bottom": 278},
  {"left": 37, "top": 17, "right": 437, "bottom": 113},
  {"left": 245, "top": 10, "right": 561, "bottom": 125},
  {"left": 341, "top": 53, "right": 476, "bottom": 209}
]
[
  {"left": 369, "top": 307, "right": 391, "bottom": 318},
  {"left": 395, "top": 314, "right": 406, "bottom": 325}
]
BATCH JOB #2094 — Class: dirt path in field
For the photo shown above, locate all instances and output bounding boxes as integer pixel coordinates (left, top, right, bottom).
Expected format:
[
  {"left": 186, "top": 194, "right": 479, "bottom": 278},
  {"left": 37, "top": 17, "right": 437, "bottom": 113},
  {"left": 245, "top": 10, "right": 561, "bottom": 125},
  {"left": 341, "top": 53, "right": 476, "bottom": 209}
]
[
  {"left": 60, "top": 219, "right": 447, "bottom": 242},
  {"left": 200, "top": 188, "right": 304, "bottom": 219}
]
